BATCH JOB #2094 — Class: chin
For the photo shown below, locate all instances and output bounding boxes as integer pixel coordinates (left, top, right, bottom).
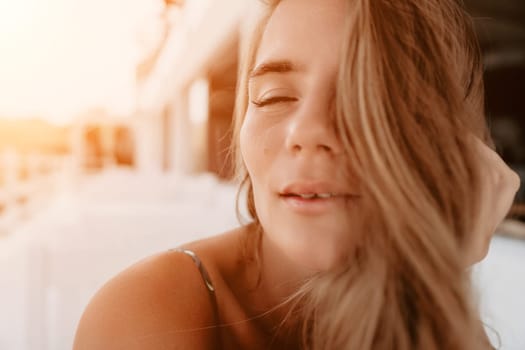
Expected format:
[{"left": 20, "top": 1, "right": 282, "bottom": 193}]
[{"left": 271, "top": 222, "right": 351, "bottom": 272}]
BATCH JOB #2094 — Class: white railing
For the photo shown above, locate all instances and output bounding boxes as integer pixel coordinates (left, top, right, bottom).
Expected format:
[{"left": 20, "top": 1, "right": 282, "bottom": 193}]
[{"left": 0, "top": 150, "right": 73, "bottom": 236}]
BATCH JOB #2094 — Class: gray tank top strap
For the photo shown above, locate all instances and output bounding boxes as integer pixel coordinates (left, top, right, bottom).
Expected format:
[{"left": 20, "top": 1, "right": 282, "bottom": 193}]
[
  {"left": 171, "top": 248, "right": 222, "bottom": 348},
  {"left": 172, "top": 248, "right": 216, "bottom": 293}
]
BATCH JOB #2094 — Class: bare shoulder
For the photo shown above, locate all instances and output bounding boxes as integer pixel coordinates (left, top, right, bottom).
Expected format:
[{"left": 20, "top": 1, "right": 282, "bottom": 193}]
[{"left": 73, "top": 246, "right": 222, "bottom": 350}]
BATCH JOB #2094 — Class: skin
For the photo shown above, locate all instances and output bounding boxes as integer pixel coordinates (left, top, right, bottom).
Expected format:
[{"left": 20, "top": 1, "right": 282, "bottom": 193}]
[
  {"left": 241, "top": 0, "right": 361, "bottom": 276},
  {"left": 73, "top": 0, "right": 520, "bottom": 349},
  {"left": 467, "top": 135, "right": 520, "bottom": 264}
]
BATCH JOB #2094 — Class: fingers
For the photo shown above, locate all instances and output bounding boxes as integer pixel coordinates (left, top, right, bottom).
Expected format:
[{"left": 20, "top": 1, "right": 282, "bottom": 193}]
[{"left": 465, "top": 135, "right": 521, "bottom": 265}]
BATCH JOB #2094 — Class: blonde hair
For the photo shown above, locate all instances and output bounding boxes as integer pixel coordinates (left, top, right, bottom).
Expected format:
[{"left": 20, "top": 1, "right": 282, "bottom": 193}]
[{"left": 233, "top": 0, "right": 494, "bottom": 349}]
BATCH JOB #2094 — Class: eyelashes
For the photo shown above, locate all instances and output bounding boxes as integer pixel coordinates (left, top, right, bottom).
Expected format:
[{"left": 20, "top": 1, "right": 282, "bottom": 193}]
[{"left": 250, "top": 96, "right": 298, "bottom": 108}]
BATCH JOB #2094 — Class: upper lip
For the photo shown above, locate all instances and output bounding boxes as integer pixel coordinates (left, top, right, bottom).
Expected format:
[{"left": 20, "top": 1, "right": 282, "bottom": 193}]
[{"left": 279, "top": 181, "right": 356, "bottom": 197}]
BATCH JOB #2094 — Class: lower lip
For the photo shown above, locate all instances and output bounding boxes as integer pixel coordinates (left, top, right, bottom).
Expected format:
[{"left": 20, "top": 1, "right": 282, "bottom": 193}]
[{"left": 280, "top": 195, "right": 355, "bottom": 215}]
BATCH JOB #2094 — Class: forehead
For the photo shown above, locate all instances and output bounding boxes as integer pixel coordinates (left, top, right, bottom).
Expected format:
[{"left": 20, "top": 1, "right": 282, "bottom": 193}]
[{"left": 255, "top": 0, "right": 346, "bottom": 70}]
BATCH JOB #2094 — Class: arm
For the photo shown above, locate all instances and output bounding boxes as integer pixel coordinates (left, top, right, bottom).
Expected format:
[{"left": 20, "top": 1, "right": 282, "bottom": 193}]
[{"left": 73, "top": 251, "right": 220, "bottom": 350}]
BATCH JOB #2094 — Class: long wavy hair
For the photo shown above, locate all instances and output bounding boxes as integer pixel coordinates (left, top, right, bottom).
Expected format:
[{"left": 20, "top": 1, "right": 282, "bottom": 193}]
[{"left": 233, "top": 0, "right": 494, "bottom": 349}]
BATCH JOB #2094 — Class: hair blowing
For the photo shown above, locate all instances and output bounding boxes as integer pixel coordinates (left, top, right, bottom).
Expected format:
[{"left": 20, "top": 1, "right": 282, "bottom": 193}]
[{"left": 233, "top": 0, "right": 494, "bottom": 349}]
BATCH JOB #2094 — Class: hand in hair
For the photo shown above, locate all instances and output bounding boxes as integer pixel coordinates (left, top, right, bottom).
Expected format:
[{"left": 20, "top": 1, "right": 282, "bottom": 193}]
[{"left": 467, "top": 136, "right": 521, "bottom": 265}]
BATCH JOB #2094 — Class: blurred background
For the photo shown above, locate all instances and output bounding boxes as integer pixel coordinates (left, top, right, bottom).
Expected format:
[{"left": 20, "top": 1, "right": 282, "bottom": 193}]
[{"left": 0, "top": 0, "right": 523, "bottom": 349}]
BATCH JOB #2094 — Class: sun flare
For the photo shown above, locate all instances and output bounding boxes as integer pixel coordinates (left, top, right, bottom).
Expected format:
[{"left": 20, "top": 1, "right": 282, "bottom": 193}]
[
  {"left": 0, "top": 0, "right": 149, "bottom": 122},
  {"left": 0, "top": 0, "right": 40, "bottom": 37}
]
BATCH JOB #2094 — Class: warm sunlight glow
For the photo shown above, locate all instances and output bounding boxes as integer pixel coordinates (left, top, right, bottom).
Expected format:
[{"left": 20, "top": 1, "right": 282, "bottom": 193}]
[
  {"left": 0, "top": 0, "right": 164, "bottom": 124},
  {"left": 0, "top": 0, "right": 40, "bottom": 36}
]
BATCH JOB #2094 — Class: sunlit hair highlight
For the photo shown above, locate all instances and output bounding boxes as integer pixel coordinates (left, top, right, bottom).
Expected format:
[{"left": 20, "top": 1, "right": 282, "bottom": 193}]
[{"left": 233, "top": 0, "right": 494, "bottom": 349}]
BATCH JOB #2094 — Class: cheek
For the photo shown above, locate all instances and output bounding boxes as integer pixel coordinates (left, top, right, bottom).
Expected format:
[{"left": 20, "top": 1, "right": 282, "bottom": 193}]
[
  {"left": 239, "top": 113, "right": 282, "bottom": 178},
  {"left": 239, "top": 117, "right": 259, "bottom": 175}
]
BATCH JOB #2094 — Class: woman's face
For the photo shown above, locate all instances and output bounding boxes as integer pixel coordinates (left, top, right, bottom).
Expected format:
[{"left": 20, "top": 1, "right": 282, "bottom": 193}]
[{"left": 240, "top": 0, "right": 361, "bottom": 271}]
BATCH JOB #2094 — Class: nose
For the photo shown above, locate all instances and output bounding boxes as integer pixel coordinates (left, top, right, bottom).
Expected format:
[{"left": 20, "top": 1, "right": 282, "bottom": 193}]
[{"left": 284, "top": 101, "right": 342, "bottom": 156}]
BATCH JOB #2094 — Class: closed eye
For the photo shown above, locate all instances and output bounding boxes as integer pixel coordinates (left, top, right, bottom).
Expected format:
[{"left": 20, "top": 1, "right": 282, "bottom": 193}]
[{"left": 251, "top": 96, "right": 298, "bottom": 108}]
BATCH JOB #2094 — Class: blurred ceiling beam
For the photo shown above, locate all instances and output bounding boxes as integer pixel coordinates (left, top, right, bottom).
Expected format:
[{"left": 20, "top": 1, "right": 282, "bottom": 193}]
[
  {"left": 165, "top": 0, "right": 184, "bottom": 6},
  {"left": 138, "top": 0, "right": 246, "bottom": 111}
]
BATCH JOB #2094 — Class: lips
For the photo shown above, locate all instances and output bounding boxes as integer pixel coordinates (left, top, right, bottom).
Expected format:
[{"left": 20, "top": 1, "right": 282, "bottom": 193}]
[
  {"left": 278, "top": 181, "right": 358, "bottom": 215},
  {"left": 279, "top": 181, "right": 357, "bottom": 199},
  {"left": 282, "top": 192, "right": 335, "bottom": 199}
]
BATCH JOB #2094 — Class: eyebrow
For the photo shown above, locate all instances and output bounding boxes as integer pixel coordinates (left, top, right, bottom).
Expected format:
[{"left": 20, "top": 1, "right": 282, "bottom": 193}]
[{"left": 249, "top": 60, "right": 300, "bottom": 79}]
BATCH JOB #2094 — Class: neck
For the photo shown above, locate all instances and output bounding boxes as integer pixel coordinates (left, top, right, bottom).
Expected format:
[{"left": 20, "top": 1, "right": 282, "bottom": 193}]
[{"left": 239, "top": 225, "right": 313, "bottom": 348}]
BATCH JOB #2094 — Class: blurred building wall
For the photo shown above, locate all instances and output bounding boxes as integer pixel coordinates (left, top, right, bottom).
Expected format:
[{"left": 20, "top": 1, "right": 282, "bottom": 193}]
[{"left": 135, "top": 0, "right": 247, "bottom": 178}]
